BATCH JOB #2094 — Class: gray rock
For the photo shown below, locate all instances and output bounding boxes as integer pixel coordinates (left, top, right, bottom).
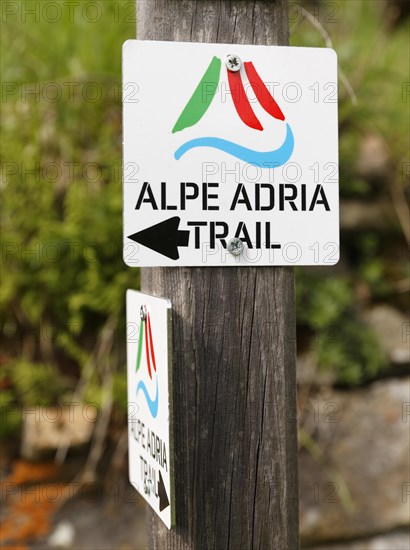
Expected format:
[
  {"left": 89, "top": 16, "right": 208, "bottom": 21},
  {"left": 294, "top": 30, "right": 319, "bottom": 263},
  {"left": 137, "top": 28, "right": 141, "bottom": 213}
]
[
  {"left": 297, "top": 351, "right": 337, "bottom": 387},
  {"left": 47, "top": 521, "right": 75, "bottom": 548},
  {"left": 299, "top": 378, "right": 410, "bottom": 545},
  {"left": 363, "top": 305, "right": 410, "bottom": 365},
  {"left": 31, "top": 479, "right": 147, "bottom": 550},
  {"left": 303, "top": 529, "right": 410, "bottom": 549},
  {"left": 21, "top": 404, "right": 97, "bottom": 460},
  {"left": 340, "top": 200, "right": 396, "bottom": 231},
  {"left": 357, "top": 134, "right": 390, "bottom": 180}
]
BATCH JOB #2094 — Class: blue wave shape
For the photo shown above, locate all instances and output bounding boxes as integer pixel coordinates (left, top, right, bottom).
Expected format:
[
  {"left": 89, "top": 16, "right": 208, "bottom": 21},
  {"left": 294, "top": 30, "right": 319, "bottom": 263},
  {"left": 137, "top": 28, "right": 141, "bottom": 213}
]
[
  {"left": 174, "top": 123, "right": 294, "bottom": 168},
  {"left": 137, "top": 377, "right": 159, "bottom": 418}
]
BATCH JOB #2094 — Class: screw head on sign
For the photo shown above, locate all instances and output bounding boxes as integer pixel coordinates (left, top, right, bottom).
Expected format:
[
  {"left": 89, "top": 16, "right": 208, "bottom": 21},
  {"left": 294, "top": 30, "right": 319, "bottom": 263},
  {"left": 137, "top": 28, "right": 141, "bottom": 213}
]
[
  {"left": 227, "top": 238, "right": 244, "bottom": 256},
  {"left": 225, "top": 54, "right": 241, "bottom": 72},
  {"left": 140, "top": 305, "right": 147, "bottom": 321}
]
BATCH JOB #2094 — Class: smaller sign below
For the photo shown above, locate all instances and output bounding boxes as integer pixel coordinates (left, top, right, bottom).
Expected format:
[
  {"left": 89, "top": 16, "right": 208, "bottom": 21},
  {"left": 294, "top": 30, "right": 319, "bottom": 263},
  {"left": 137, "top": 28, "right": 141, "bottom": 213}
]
[{"left": 126, "top": 290, "right": 174, "bottom": 528}]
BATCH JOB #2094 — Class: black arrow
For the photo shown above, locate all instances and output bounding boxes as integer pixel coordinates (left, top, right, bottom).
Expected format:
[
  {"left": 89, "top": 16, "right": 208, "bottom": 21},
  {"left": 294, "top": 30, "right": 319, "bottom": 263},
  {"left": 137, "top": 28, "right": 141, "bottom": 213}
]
[
  {"left": 127, "top": 217, "right": 189, "bottom": 260},
  {"left": 158, "top": 470, "right": 170, "bottom": 512}
]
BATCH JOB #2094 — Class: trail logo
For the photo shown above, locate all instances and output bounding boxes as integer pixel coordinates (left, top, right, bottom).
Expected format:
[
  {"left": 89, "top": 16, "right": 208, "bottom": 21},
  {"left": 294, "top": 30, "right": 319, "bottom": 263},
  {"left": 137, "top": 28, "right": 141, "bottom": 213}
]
[
  {"left": 135, "top": 305, "right": 158, "bottom": 418},
  {"left": 172, "top": 55, "right": 294, "bottom": 168}
]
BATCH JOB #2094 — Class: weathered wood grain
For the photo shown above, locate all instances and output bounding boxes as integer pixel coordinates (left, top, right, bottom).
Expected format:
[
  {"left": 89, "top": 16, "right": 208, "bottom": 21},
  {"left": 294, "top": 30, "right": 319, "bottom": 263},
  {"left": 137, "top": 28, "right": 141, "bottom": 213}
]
[{"left": 136, "top": 2, "right": 299, "bottom": 548}]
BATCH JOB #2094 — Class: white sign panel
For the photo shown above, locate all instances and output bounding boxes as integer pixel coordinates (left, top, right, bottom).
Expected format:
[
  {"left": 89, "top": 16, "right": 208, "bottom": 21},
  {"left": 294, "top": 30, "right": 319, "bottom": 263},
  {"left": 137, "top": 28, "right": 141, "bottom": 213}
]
[
  {"left": 126, "top": 290, "right": 174, "bottom": 528},
  {"left": 123, "top": 40, "right": 339, "bottom": 266}
]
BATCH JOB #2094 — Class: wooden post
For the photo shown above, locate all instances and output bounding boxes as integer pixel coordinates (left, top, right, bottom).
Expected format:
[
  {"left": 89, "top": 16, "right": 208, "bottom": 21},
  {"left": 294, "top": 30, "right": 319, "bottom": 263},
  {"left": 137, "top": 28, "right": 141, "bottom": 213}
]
[{"left": 136, "top": 1, "right": 299, "bottom": 548}]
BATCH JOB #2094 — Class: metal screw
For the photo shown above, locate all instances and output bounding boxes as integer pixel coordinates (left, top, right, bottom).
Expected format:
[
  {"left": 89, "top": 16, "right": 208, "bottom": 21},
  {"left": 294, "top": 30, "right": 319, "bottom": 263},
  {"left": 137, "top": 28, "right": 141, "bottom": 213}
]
[
  {"left": 140, "top": 305, "right": 147, "bottom": 321},
  {"left": 144, "top": 479, "right": 150, "bottom": 495},
  {"left": 227, "top": 238, "right": 244, "bottom": 256},
  {"left": 225, "top": 54, "right": 241, "bottom": 72}
]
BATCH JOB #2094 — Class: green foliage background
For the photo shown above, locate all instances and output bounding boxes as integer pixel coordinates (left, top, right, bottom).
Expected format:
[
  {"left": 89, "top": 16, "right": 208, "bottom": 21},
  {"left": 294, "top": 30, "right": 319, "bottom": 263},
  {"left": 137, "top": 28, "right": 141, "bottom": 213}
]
[
  {"left": 1, "top": 1, "right": 408, "bottom": 437},
  {"left": 1, "top": 1, "right": 137, "bottom": 435},
  {"left": 291, "top": 0, "right": 408, "bottom": 384}
]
